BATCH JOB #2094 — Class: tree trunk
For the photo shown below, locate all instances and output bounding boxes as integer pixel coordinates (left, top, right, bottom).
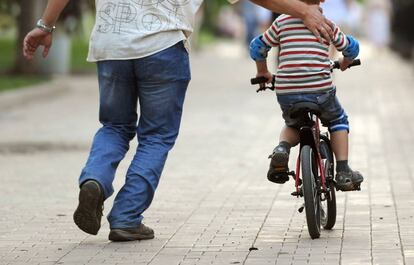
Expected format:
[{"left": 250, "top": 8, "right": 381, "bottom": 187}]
[{"left": 12, "top": 0, "right": 48, "bottom": 75}]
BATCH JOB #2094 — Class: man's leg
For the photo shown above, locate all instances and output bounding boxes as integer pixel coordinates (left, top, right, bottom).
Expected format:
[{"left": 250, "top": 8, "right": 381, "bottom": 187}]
[
  {"left": 108, "top": 42, "right": 190, "bottom": 241},
  {"left": 74, "top": 60, "right": 138, "bottom": 235}
]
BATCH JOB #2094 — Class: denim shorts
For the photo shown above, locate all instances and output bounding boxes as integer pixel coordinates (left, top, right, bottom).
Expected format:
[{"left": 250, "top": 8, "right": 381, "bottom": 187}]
[{"left": 276, "top": 88, "right": 349, "bottom": 132}]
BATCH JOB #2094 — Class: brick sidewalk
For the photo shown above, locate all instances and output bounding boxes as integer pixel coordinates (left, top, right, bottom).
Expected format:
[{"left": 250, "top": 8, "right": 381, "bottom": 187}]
[{"left": 0, "top": 42, "right": 413, "bottom": 265}]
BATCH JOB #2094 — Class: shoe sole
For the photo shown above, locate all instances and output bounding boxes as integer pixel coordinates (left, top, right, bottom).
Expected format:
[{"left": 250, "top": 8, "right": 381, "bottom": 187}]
[
  {"left": 268, "top": 152, "right": 290, "bottom": 184},
  {"left": 108, "top": 229, "right": 155, "bottom": 242},
  {"left": 73, "top": 182, "right": 102, "bottom": 235},
  {"left": 270, "top": 152, "right": 289, "bottom": 172},
  {"left": 336, "top": 179, "right": 363, "bottom": 192}
]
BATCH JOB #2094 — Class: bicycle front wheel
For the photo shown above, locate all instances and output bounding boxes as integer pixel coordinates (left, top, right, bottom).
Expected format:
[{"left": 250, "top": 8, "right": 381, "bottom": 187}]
[
  {"left": 320, "top": 140, "right": 336, "bottom": 230},
  {"left": 301, "top": 145, "right": 321, "bottom": 239}
]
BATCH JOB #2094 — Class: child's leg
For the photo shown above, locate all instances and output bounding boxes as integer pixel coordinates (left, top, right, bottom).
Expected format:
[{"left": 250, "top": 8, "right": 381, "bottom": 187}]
[
  {"left": 330, "top": 130, "right": 348, "bottom": 162},
  {"left": 330, "top": 130, "right": 352, "bottom": 173},
  {"left": 267, "top": 126, "right": 299, "bottom": 184},
  {"left": 318, "top": 90, "right": 363, "bottom": 190},
  {"left": 330, "top": 129, "right": 363, "bottom": 190},
  {"left": 279, "top": 125, "right": 300, "bottom": 148}
]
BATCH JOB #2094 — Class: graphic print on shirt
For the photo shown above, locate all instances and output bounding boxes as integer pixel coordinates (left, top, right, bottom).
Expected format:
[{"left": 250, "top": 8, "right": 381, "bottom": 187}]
[{"left": 97, "top": 0, "right": 191, "bottom": 34}]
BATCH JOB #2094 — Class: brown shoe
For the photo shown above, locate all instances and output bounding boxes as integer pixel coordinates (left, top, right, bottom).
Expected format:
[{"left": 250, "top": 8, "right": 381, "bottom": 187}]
[
  {"left": 109, "top": 223, "right": 155, "bottom": 242},
  {"left": 73, "top": 180, "right": 104, "bottom": 235}
]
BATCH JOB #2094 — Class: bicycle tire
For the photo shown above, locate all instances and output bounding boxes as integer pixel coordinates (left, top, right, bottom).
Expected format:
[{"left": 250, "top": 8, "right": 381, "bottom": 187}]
[
  {"left": 320, "top": 140, "right": 336, "bottom": 230},
  {"left": 301, "top": 145, "right": 321, "bottom": 239}
]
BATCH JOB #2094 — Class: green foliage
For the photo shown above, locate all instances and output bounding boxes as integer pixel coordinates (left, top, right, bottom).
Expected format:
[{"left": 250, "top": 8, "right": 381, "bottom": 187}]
[
  {"left": 0, "top": 0, "right": 14, "bottom": 13},
  {"left": 201, "top": 0, "right": 232, "bottom": 32}
]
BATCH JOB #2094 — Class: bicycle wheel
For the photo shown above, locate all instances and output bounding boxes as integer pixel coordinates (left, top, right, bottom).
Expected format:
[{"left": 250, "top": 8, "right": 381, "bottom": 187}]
[
  {"left": 301, "top": 145, "right": 321, "bottom": 239},
  {"left": 320, "top": 140, "right": 336, "bottom": 230}
]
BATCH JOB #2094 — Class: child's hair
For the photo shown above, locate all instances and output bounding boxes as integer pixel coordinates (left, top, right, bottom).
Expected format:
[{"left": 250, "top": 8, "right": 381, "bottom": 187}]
[{"left": 301, "top": 0, "right": 321, "bottom": 4}]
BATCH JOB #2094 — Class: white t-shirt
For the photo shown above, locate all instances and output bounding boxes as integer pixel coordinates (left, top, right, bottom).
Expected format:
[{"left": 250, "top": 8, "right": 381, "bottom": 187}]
[{"left": 87, "top": 0, "right": 238, "bottom": 62}]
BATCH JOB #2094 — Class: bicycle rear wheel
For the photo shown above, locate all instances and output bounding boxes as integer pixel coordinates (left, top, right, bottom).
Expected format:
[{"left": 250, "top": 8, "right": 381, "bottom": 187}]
[
  {"left": 320, "top": 140, "right": 336, "bottom": 230},
  {"left": 301, "top": 145, "right": 321, "bottom": 239}
]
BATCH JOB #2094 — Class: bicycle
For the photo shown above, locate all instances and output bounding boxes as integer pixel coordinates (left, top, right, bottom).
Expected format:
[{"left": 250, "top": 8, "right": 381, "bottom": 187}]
[{"left": 251, "top": 59, "right": 361, "bottom": 239}]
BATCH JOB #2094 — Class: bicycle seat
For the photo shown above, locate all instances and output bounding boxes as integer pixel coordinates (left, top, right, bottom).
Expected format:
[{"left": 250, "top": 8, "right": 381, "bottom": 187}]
[{"left": 288, "top": 102, "right": 321, "bottom": 119}]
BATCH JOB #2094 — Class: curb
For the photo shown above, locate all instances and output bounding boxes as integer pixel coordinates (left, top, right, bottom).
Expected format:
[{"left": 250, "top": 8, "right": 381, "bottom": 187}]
[{"left": 0, "top": 76, "right": 70, "bottom": 111}]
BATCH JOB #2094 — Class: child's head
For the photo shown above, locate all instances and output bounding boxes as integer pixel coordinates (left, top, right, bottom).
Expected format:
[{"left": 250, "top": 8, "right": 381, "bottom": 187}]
[{"left": 301, "top": 0, "right": 323, "bottom": 5}]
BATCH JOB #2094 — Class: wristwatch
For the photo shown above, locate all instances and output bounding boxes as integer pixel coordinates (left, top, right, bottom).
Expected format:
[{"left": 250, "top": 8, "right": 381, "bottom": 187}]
[{"left": 36, "top": 19, "right": 56, "bottom": 33}]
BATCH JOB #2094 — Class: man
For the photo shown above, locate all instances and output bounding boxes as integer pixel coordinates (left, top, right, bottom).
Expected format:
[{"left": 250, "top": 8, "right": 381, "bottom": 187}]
[{"left": 23, "top": 0, "right": 333, "bottom": 242}]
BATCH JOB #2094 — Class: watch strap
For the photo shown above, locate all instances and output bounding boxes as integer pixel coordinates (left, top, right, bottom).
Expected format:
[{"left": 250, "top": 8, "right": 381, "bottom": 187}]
[{"left": 36, "top": 19, "right": 55, "bottom": 33}]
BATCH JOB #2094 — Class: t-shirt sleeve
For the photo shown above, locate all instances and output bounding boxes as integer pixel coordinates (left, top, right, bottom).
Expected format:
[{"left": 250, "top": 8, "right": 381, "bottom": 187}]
[
  {"left": 262, "top": 20, "right": 280, "bottom": 47},
  {"left": 331, "top": 22, "right": 348, "bottom": 52}
]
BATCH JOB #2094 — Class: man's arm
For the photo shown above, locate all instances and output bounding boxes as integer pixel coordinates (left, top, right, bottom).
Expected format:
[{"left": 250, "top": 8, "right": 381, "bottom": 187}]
[
  {"left": 249, "top": 0, "right": 333, "bottom": 42},
  {"left": 41, "top": 0, "right": 70, "bottom": 26},
  {"left": 23, "top": 0, "right": 70, "bottom": 59}
]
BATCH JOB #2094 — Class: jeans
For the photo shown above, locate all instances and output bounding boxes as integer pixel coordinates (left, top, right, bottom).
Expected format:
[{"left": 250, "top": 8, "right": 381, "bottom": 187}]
[
  {"left": 79, "top": 41, "right": 190, "bottom": 229},
  {"left": 277, "top": 88, "right": 349, "bottom": 132}
]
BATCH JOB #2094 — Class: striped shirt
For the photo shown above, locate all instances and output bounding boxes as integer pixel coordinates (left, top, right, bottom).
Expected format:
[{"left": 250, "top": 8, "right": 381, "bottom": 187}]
[{"left": 261, "top": 14, "right": 349, "bottom": 95}]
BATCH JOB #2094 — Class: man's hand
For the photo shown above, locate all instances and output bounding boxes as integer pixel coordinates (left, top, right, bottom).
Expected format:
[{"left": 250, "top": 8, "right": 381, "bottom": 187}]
[
  {"left": 23, "top": 28, "right": 53, "bottom": 60},
  {"left": 339, "top": 57, "right": 353, "bottom": 71},
  {"left": 303, "top": 5, "right": 333, "bottom": 42}
]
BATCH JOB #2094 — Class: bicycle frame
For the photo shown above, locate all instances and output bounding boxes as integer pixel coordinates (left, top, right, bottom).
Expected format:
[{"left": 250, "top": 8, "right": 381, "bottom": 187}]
[{"left": 294, "top": 114, "right": 327, "bottom": 195}]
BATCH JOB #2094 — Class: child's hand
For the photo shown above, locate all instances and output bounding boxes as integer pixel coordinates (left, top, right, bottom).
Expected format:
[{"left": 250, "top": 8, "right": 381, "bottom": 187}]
[
  {"left": 256, "top": 71, "right": 273, "bottom": 84},
  {"left": 339, "top": 57, "right": 353, "bottom": 71}
]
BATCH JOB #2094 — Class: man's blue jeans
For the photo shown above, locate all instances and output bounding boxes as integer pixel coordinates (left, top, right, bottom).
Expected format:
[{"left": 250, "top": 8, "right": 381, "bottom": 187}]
[{"left": 79, "top": 42, "right": 190, "bottom": 229}]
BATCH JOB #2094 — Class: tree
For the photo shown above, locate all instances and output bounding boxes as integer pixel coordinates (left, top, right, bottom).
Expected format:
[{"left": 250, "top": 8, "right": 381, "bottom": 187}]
[
  {"left": 201, "top": 0, "right": 230, "bottom": 33},
  {"left": 13, "top": 0, "right": 48, "bottom": 75},
  {"left": 0, "top": 0, "right": 85, "bottom": 75}
]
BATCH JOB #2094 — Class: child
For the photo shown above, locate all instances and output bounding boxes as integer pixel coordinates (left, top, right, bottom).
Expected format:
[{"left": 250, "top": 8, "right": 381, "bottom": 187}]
[{"left": 249, "top": 0, "right": 363, "bottom": 191}]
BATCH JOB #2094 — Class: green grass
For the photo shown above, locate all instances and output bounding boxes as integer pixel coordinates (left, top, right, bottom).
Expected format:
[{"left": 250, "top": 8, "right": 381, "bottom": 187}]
[
  {"left": 0, "top": 38, "right": 15, "bottom": 73},
  {"left": 0, "top": 76, "right": 49, "bottom": 92},
  {"left": 0, "top": 38, "right": 49, "bottom": 91},
  {"left": 0, "top": 36, "right": 94, "bottom": 92},
  {"left": 70, "top": 37, "right": 95, "bottom": 73},
  {"left": 197, "top": 29, "right": 217, "bottom": 47},
  {"left": 0, "top": 37, "right": 94, "bottom": 74}
]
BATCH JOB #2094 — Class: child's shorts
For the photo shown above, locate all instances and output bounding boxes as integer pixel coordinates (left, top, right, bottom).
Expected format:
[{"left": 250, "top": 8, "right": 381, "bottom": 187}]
[{"left": 276, "top": 88, "right": 349, "bottom": 133}]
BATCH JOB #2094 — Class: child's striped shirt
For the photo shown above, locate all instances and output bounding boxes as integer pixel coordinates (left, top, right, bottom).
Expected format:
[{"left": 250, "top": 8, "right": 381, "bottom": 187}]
[{"left": 262, "top": 14, "right": 349, "bottom": 95}]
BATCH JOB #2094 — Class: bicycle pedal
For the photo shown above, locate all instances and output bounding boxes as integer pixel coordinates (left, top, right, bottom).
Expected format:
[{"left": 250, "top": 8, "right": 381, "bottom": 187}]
[
  {"left": 298, "top": 204, "right": 305, "bottom": 213},
  {"left": 291, "top": 176, "right": 302, "bottom": 186},
  {"left": 275, "top": 166, "right": 288, "bottom": 171},
  {"left": 291, "top": 190, "right": 303, "bottom": 197},
  {"left": 268, "top": 173, "right": 290, "bottom": 184}
]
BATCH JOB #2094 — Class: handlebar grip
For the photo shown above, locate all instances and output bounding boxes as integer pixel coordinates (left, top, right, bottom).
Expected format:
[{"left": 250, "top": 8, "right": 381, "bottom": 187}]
[
  {"left": 333, "top": 59, "right": 361, "bottom": 69},
  {"left": 250, "top": 76, "right": 269, "bottom": 85}
]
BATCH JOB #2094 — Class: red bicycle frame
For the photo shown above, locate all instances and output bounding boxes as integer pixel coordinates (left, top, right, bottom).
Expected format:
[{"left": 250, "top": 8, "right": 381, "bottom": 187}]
[{"left": 294, "top": 115, "right": 327, "bottom": 195}]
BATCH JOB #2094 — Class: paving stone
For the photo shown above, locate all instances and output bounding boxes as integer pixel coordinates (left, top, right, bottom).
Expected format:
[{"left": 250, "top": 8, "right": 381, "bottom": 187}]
[{"left": 0, "top": 43, "right": 413, "bottom": 265}]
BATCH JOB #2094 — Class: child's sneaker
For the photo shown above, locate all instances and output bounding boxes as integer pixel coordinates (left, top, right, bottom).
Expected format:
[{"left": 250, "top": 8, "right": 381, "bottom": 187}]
[
  {"left": 335, "top": 170, "right": 364, "bottom": 191},
  {"left": 267, "top": 146, "right": 290, "bottom": 184}
]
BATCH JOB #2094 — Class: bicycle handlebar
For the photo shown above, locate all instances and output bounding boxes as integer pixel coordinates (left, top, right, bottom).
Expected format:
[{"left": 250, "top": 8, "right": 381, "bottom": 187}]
[
  {"left": 331, "top": 59, "right": 361, "bottom": 70},
  {"left": 250, "top": 59, "right": 361, "bottom": 88},
  {"left": 250, "top": 76, "right": 270, "bottom": 85}
]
